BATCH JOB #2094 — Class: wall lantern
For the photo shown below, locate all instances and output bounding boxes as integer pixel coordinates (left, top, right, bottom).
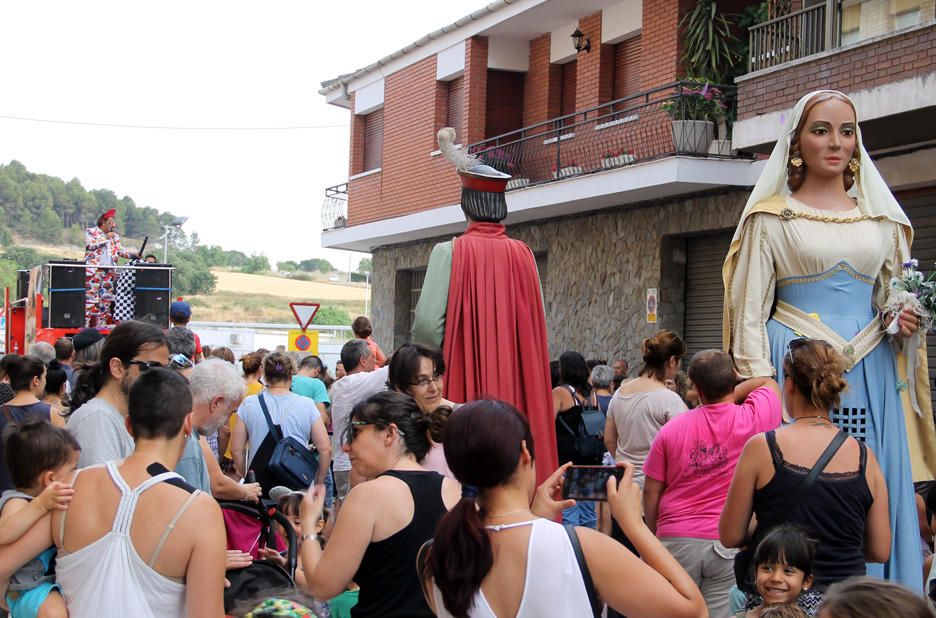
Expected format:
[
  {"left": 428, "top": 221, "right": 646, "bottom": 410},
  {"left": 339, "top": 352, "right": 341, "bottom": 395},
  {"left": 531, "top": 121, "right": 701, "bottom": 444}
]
[{"left": 571, "top": 28, "right": 591, "bottom": 53}]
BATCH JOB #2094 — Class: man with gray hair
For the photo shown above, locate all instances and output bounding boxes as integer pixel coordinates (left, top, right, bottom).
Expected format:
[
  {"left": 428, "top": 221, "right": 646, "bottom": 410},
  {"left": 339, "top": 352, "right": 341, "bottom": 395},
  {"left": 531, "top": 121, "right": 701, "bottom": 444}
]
[
  {"left": 176, "top": 358, "right": 262, "bottom": 502},
  {"left": 28, "top": 341, "right": 56, "bottom": 364},
  {"left": 328, "top": 338, "right": 387, "bottom": 500}
]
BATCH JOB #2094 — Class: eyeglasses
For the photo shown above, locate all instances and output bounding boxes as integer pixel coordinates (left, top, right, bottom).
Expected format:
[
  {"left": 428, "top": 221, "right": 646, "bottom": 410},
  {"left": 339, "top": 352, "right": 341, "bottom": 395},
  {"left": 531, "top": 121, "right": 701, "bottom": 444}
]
[
  {"left": 168, "top": 354, "right": 195, "bottom": 369},
  {"left": 785, "top": 337, "right": 809, "bottom": 368},
  {"left": 410, "top": 374, "right": 443, "bottom": 388},
  {"left": 347, "top": 420, "right": 373, "bottom": 442},
  {"left": 125, "top": 359, "right": 167, "bottom": 372}
]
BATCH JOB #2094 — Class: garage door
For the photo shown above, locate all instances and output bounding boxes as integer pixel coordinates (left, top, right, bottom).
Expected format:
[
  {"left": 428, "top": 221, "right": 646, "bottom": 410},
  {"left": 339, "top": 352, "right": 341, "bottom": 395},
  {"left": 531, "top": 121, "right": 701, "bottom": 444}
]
[
  {"left": 900, "top": 191, "right": 936, "bottom": 405},
  {"left": 684, "top": 232, "right": 734, "bottom": 362}
]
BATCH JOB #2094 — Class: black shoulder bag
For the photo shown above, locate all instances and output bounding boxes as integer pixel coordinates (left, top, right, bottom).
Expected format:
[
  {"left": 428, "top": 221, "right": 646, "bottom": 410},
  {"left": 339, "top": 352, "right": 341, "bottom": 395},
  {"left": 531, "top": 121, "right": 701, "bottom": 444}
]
[
  {"left": 564, "top": 523, "right": 602, "bottom": 618},
  {"left": 734, "top": 429, "right": 849, "bottom": 593},
  {"left": 255, "top": 393, "right": 319, "bottom": 492}
]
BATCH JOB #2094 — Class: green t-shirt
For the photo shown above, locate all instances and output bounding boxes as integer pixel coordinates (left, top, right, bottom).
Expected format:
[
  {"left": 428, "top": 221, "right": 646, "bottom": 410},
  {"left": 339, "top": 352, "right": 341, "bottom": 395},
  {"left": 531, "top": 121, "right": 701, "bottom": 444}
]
[
  {"left": 291, "top": 376, "right": 330, "bottom": 408},
  {"left": 329, "top": 589, "right": 359, "bottom": 618}
]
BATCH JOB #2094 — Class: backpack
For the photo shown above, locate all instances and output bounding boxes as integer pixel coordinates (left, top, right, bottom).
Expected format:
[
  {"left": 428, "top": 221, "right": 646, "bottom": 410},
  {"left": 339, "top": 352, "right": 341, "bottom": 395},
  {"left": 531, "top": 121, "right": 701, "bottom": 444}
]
[{"left": 557, "top": 387, "right": 605, "bottom": 462}]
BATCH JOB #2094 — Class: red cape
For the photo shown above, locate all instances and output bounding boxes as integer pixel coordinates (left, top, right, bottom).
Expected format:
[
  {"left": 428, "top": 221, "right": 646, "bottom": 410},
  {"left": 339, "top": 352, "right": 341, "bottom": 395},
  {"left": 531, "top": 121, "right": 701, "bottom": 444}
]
[{"left": 443, "top": 221, "right": 558, "bottom": 484}]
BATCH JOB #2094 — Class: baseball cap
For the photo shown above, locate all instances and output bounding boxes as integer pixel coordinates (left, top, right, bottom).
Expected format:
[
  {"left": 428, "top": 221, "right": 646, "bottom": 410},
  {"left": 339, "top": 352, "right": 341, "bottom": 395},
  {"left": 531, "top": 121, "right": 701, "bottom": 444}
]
[{"left": 170, "top": 300, "right": 192, "bottom": 319}]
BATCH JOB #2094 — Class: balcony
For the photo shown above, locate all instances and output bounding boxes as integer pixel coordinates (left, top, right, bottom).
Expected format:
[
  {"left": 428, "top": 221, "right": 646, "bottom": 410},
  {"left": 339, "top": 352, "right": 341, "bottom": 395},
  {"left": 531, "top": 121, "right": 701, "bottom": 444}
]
[
  {"left": 734, "top": 2, "right": 936, "bottom": 153},
  {"left": 748, "top": 1, "right": 935, "bottom": 73},
  {"left": 320, "top": 82, "right": 765, "bottom": 251},
  {"left": 322, "top": 182, "right": 348, "bottom": 230},
  {"left": 466, "top": 82, "right": 742, "bottom": 192}
]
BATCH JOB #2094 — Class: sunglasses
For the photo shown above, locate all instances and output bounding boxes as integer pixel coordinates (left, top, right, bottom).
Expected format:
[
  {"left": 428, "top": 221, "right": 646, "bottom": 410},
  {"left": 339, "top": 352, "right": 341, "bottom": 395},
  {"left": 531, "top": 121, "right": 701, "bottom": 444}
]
[
  {"left": 345, "top": 420, "right": 373, "bottom": 443},
  {"left": 169, "top": 354, "right": 195, "bottom": 369},
  {"left": 785, "top": 337, "right": 833, "bottom": 369},
  {"left": 125, "top": 359, "right": 167, "bottom": 372}
]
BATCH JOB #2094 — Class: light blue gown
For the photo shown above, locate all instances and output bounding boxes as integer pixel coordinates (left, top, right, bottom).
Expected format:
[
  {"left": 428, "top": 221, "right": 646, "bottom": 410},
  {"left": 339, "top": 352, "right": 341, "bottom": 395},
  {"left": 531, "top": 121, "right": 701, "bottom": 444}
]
[{"left": 731, "top": 202, "right": 923, "bottom": 591}]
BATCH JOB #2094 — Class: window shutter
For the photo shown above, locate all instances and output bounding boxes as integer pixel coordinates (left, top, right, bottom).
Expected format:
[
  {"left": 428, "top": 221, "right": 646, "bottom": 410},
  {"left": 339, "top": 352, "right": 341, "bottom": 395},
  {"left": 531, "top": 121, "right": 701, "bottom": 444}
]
[
  {"left": 560, "top": 60, "right": 577, "bottom": 118},
  {"left": 613, "top": 35, "right": 641, "bottom": 101},
  {"left": 446, "top": 76, "right": 464, "bottom": 137},
  {"left": 363, "top": 109, "right": 383, "bottom": 172}
]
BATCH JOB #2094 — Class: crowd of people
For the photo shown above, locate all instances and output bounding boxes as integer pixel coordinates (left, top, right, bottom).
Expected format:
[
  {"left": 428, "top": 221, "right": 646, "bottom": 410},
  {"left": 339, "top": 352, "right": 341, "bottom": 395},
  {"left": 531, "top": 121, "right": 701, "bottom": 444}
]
[
  {"left": 0, "top": 88, "right": 935, "bottom": 617},
  {"left": 0, "top": 324, "right": 934, "bottom": 617}
]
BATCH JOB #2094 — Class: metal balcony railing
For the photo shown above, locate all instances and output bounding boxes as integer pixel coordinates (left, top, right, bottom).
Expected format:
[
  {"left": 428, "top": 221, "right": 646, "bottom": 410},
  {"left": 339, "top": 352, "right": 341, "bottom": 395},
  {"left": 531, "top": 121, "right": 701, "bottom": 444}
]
[
  {"left": 465, "top": 82, "right": 739, "bottom": 191},
  {"left": 749, "top": 4, "right": 829, "bottom": 72},
  {"left": 322, "top": 182, "right": 348, "bottom": 230}
]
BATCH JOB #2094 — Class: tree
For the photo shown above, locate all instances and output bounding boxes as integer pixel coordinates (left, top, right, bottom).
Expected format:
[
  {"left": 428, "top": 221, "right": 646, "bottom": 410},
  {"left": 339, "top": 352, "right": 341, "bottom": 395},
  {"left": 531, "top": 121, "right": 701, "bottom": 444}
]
[
  {"left": 357, "top": 257, "right": 372, "bottom": 273},
  {"left": 313, "top": 305, "right": 351, "bottom": 325},
  {"left": 298, "top": 258, "right": 334, "bottom": 273},
  {"left": 240, "top": 253, "right": 271, "bottom": 274},
  {"left": 36, "top": 207, "right": 64, "bottom": 243},
  {"left": 277, "top": 260, "right": 299, "bottom": 272}
]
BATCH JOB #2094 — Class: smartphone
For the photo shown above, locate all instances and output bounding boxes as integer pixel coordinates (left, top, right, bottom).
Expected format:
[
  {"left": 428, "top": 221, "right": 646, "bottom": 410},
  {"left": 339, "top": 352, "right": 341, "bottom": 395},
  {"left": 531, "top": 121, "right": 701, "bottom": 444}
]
[{"left": 562, "top": 465, "right": 626, "bottom": 501}]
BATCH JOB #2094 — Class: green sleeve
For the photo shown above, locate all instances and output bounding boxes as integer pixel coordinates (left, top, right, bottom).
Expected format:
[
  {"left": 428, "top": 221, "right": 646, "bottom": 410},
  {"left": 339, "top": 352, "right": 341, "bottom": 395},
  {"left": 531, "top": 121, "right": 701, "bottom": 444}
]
[{"left": 411, "top": 240, "right": 453, "bottom": 348}]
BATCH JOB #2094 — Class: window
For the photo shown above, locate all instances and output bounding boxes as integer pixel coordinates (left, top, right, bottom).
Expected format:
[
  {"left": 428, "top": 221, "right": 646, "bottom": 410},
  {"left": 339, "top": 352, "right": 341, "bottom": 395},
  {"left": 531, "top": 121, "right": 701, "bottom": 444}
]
[
  {"left": 446, "top": 76, "right": 464, "bottom": 137},
  {"left": 613, "top": 35, "right": 642, "bottom": 102},
  {"left": 363, "top": 109, "right": 383, "bottom": 172},
  {"left": 560, "top": 60, "right": 577, "bottom": 121}
]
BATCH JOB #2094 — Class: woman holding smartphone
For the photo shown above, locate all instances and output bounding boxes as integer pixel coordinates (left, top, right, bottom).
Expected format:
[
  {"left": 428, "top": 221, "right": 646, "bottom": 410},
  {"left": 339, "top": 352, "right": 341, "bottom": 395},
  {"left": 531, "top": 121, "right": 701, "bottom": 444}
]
[{"left": 420, "top": 399, "right": 705, "bottom": 618}]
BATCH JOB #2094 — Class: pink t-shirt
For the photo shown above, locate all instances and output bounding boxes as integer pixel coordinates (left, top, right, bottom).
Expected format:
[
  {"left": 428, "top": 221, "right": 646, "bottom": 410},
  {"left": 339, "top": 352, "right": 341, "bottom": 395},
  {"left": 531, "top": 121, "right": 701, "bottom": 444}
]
[{"left": 643, "top": 386, "right": 782, "bottom": 540}]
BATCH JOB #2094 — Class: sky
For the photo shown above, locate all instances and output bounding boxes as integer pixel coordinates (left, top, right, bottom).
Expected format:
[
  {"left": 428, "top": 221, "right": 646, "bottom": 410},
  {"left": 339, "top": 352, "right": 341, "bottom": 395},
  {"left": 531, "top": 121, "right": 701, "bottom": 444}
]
[{"left": 0, "top": 0, "right": 485, "bottom": 270}]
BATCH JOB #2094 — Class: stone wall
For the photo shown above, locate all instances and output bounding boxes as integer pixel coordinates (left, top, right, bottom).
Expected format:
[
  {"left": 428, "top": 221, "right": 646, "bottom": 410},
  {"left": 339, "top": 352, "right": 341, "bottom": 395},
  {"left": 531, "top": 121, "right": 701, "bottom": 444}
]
[{"left": 371, "top": 189, "right": 748, "bottom": 368}]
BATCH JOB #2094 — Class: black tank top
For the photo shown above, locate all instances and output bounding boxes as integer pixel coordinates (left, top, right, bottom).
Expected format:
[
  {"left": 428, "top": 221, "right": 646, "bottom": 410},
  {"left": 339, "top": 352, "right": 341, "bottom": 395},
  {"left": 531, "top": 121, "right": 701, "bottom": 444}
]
[
  {"left": 752, "top": 430, "right": 873, "bottom": 589},
  {"left": 555, "top": 386, "right": 599, "bottom": 465},
  {"left": 352, "top": 469, "right": 446, "bottom": 618}
]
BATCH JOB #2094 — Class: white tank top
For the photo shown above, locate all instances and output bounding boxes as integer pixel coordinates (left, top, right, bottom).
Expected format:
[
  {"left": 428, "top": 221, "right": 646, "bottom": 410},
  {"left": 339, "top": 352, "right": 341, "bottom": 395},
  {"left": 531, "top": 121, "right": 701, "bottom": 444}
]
[
  {"left": 431, "top": 518, "right": 593, "bottom": 617},
  {"left": 55, "top": 461, "right": 201, "bottom": 618}
]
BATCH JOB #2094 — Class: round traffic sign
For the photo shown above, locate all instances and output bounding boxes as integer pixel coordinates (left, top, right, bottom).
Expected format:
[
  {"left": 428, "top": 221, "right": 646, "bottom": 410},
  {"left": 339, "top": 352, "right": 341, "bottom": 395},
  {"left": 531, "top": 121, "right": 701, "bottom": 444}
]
[{"left": 295, "top": 334, "right": 312, "bottom": 351}]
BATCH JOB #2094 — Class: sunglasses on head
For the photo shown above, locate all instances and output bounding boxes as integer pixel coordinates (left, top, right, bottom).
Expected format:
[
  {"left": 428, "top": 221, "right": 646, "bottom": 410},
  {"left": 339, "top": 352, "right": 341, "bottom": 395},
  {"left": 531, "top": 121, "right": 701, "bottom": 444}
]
[
  {"left": 169, "top": 354, "right": 195, "bottom": 369},
  {"left": 126, "top": 359, "right": 167, "bottom": 372},
  {"left": 785, "top": 337, "right": 833, "bottom": 368}
]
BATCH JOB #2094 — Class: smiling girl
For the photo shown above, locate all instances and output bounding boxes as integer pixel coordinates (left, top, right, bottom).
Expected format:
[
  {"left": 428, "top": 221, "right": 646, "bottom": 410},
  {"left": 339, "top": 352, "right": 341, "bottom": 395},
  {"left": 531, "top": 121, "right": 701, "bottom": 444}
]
[{"left": 741, "top": 525, "right": 818, "bottom": 617}]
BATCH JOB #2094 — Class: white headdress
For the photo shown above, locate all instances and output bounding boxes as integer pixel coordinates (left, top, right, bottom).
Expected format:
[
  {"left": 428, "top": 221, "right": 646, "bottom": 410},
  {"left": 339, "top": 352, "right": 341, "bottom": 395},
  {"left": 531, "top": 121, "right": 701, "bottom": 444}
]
[{"left": 730, "top": 89, "right": 911, "bottom": 253}]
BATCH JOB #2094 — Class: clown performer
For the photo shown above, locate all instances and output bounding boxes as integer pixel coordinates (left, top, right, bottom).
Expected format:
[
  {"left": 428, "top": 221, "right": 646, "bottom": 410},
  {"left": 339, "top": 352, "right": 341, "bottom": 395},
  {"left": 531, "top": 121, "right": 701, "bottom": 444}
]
[
  {"left": 84, "top": 208, "right": 138, "bottom": 327},
  {"left": 723, "top": 90, "right": 936, "bottom": 590},
  {"left": 412, "top": 128, "right": 558, "bottom": 484}
]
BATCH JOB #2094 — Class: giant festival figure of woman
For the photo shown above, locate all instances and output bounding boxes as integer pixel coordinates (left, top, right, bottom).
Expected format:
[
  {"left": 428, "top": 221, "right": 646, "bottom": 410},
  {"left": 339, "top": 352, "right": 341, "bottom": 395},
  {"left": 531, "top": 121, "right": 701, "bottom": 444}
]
[{"left": 723, "top": 90, "right": 936, "bottom": 590}]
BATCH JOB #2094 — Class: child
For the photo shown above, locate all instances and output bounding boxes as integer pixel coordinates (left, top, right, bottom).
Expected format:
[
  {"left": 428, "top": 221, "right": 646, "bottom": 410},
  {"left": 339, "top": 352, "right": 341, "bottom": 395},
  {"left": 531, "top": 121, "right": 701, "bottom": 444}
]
[
  {"left": 761, "top": 606, "right": 809, "bottom": 618},
  {"left": 741, "top": 525, "right": 819, "bottom": 617},
  {"left": 0, "top": 418, "right": 79, "bottom": 618},
  {"left": 818, "top": 577, "right": 934, "bottom": 618}
]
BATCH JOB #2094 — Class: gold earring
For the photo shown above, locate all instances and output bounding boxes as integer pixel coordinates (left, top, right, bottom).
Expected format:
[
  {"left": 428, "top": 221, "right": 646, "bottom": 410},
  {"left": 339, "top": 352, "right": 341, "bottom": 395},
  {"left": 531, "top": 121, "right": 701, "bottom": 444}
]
[
  {"left": 790, "top": 153, "right": 803, "bottom": 168},
  {"left": 848, "top": 158, "right": 860, "bottom": 173}
]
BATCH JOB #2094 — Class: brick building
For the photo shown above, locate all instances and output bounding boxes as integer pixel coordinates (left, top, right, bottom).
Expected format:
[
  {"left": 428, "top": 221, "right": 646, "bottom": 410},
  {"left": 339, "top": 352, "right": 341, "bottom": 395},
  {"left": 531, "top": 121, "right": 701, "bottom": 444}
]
[{"left": 319, "top": 0, "right": 936, "bottom": 387}]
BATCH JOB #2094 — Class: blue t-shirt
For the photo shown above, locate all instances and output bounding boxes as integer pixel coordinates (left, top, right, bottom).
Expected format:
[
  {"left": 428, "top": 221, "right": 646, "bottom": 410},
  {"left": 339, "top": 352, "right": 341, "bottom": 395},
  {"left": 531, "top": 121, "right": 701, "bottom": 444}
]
[
  {"left": 238, "top": 393, "right": 321, "bottom": 469},
  {"left": 291, "top": 376, "right": 330, "bottom": 407},
  {"left": 175, "top": 431, "right": 211, "bottom": 494}
]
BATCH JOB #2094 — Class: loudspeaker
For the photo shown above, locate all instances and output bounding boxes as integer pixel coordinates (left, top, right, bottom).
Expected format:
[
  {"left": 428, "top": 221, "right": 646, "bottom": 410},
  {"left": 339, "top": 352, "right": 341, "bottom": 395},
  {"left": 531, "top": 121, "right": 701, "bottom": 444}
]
[
  {"left": 47, "top": 261, "right": 87, "bottom": 328},
  {"left": 134, "top": 265, "right": 171, "bottom": 290},
  {"left": 15, "top": 270, "right": 30, "bottom": 306},
  {"left": 135, "top": 289, "right": 171, "bottom": 325},
  {"left": 48, "top": 261, "right": 85, "bottom": 290},
  {"left": 48, "top": 291, "right": 86, "bottom": 328}
]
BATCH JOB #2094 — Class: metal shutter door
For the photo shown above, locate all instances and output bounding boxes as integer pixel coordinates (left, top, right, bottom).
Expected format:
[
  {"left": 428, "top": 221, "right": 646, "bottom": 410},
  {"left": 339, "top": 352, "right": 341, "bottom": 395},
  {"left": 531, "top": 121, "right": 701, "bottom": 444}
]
[
  {"left": 684, "top": 233, "right": 734, "bottom": 361},
  {"left": 900, "top": 191, "right": 936, "bottom": 404}
]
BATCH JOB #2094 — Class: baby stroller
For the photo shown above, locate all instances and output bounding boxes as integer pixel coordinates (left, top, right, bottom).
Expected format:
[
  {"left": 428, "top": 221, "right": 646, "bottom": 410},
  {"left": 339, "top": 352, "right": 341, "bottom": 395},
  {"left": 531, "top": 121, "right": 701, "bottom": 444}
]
[{"left": 219, "top": 498, "right": 298, "bottom": 614}]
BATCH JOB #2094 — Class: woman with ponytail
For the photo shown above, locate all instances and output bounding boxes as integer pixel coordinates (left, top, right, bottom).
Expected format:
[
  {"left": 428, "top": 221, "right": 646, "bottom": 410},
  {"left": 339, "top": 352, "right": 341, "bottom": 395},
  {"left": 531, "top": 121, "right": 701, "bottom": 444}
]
[
  {"left": 721, "top": 339, "right": 890, "bottom": 612},
  {"left": 422, "top": 399, "right": 705, "bottom": 618},
  {"left": 298, "top": 391, "right": 460, "bottom": 617}
]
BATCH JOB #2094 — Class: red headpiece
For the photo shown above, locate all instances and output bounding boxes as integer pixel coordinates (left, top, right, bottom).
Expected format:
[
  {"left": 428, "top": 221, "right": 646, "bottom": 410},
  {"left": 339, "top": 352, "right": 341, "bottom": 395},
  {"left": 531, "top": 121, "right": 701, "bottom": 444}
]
[{"left": 102, "top": 209, "right": 116, "bottom": 219}]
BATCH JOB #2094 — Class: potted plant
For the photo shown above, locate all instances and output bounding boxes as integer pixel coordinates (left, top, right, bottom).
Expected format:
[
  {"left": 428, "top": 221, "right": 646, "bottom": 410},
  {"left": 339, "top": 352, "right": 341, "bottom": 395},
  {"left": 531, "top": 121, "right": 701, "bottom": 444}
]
[
  {"left": 552, "top": 160, "right": 582, "bottom": 179},
  {"left": 663, "top": 79, "right": 726, "bottom": 153},
  {"left": 601, "top": 148, "right": 637, "bottom": 168}
]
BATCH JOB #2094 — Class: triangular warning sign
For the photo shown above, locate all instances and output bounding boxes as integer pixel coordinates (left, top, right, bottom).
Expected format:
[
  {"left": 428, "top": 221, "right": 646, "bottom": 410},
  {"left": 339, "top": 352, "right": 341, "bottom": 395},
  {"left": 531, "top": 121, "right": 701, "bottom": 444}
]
[{"left": 289, "top": 302, "right": 320, "bottom": 331}]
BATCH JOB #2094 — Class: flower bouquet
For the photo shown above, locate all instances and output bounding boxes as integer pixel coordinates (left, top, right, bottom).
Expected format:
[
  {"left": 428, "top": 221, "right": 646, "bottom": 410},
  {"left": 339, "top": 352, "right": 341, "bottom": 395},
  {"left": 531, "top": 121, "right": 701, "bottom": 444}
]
[
  {"left": 885, "top": 259, "right": 936, "bottom": 335},
  {"left": 884, "top": 258, "right": 936, "bottom": 416}
]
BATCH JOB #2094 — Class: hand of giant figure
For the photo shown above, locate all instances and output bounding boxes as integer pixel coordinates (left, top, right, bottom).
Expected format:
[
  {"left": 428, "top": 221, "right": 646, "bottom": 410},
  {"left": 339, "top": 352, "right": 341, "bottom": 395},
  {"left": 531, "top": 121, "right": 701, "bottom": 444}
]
[
  {"left": 722, "top": 90, "right": 936, "bottom": 590},
  {"left": 412, "top": 129, "right": 558, "bottom": 484}
]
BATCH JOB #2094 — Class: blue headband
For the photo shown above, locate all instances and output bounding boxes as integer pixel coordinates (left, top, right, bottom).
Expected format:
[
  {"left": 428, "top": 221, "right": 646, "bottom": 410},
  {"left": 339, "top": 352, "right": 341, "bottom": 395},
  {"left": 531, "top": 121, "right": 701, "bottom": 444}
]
[{"left": 461, "top": 484, "right": 480, "bottom": 499}]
